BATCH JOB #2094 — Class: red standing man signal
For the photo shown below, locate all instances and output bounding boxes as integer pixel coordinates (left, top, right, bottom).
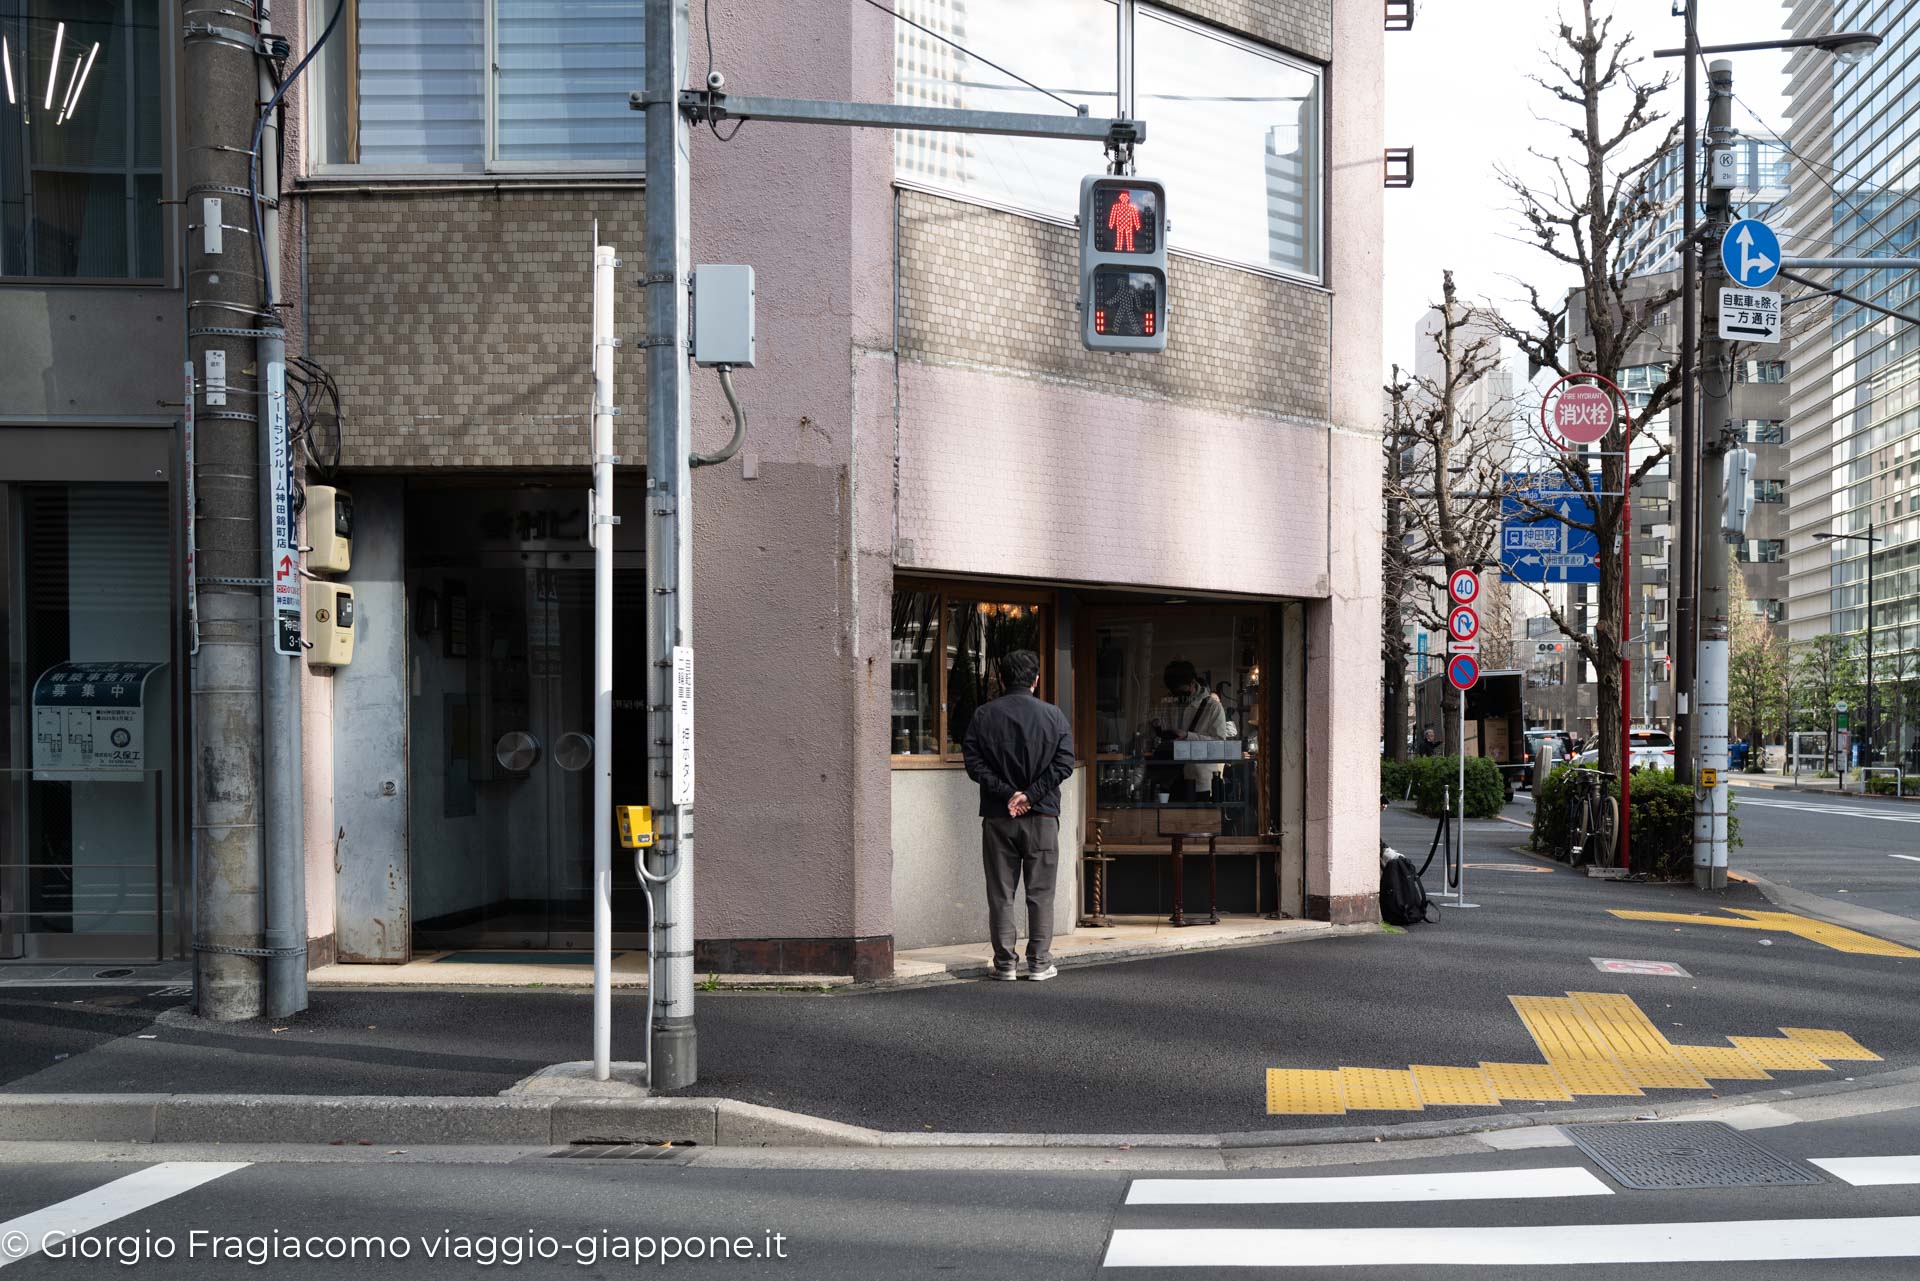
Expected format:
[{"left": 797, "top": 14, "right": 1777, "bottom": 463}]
[{"left": 1107, "top": 190, "right": 1142, "bottom": 252}]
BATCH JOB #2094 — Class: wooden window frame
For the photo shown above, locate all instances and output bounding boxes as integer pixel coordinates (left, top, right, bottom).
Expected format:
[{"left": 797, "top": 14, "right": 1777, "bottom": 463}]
[{"left": 890, "top": 579, "right": 1057, "bottom": 769}]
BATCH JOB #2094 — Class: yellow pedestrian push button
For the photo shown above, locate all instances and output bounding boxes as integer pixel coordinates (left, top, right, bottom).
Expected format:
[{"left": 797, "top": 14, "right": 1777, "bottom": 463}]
[
  {"left": 1701, "top": 768, "right": 1718, "bottom": 788},
  {"left": 616, "top": 805, "right": 654, "bottom": 849}
]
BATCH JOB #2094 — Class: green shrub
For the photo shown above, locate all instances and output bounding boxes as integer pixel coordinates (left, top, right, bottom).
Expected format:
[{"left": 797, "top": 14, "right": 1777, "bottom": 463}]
[
  {"left": 1405, "top": 755, "right": 1505, "bottom": 819},
  {"left": 1380, "top": 757, "right": 1409, "bottom": 804},
  {"left": 1865, "top": 775, "right": 1920, "bottom": 796},
  {"left": 1531, "top": 765, "right": 1739, "bottom": 878}
]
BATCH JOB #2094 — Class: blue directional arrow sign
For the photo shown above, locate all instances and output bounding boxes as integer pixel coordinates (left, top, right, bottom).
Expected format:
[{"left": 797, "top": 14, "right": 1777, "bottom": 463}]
[
  {"left": 1721, "top": 218, "right": 1780, "bottom": 289},
  {"left": 1501, "top": 472, "right": 1600, "bottom": 584}
]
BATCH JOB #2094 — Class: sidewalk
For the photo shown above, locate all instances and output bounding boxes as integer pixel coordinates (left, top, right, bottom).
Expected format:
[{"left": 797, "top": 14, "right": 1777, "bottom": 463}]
[{"left": 3, "top": 808, "right": 1917, "bottom": 1148}]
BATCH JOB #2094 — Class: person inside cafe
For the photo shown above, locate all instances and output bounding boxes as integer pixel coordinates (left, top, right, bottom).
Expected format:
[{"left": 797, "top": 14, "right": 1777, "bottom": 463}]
[{"left": 1149, "top": 659, "right": 1230, "bottom": 801}]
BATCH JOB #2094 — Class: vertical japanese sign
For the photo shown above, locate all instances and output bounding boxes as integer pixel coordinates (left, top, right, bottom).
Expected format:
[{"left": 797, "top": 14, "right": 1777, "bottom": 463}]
[
  {"left": 671, "top": 646, "right": 695, "bottom": 805},
  {"left": 267, "top": 363, "right": 302, "bottom": 656},
  {"left": 184, "top": 362, "right": 199, "bottom": 654}
]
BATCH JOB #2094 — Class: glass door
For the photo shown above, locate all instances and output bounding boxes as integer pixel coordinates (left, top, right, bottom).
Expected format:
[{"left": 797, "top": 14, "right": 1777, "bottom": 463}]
[{"left": 409, "top": 548, "right": 647, "bottom": 951}]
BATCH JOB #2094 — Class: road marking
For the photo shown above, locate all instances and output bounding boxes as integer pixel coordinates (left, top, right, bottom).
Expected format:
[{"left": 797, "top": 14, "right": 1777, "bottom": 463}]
[
  {"left": 1608, "top": 907, "right": 1920, "bottom": 958},
  {"left": 0, "top": 1162, "right": 248, "bottom": 1269},
  {"left": 1101, "top": 1217, "right": 1920, "bottom": 1268},
  {"left": 1264, "top": 991, "right": 1877, "bottom": 1115},
  {"left": 1811, "top": 1155, "right": 1920, "bottom": 1186},
  {"left": 1124, "top": 1167, "right": 1612, "bottom": 1205},
  {"left": 1591, "top": 958, "right": 1691, "bottom": 976},
  {"left": 1892, "top": 854, "right": 1920, "bottom": 863},
  {"left": 1739, "top": 797, "right": 1920, "bottom": 823}
]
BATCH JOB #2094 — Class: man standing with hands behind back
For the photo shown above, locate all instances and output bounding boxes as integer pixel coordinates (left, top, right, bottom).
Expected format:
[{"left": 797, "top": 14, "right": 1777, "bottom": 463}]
[{"left": 962, "top": 650, "right": 1075, "bottom": 981}]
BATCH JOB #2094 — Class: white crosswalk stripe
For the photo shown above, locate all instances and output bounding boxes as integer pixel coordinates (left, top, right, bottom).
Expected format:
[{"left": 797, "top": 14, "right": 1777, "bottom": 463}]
[
  {"left": 0, "top": 1163, "right": 248, "bottom": 1269},
  {"left": 1103, "top": 1157, "right": 1920, "bottom": 1270},
  {"left": 1812, "top": 1155, "right": 1920, "bottom": 1186},
  {"left": 1125, "top": 1167, "right": 1611, "bottom": 1205}
]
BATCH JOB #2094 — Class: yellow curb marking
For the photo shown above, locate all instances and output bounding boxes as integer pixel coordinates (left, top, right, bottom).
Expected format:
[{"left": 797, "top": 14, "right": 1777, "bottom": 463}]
[
  {"left": 1608, "top": 908, "right": 1920, "bottom": 958},
  {"left": 1265, "top": 991, "right": 1880, "bottom": 1115}
]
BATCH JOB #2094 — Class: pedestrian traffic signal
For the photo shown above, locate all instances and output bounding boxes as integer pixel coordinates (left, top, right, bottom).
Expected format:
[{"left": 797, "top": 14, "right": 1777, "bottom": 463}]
[{"left": 1080, "top": 175, "right": 1167, "bottom": 353}]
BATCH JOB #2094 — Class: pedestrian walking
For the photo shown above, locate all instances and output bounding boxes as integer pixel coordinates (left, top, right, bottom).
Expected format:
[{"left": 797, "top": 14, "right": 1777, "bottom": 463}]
[
  {"left": 1418, "top": 728, "right": 1440, "bottom": 757},
  {"left": 961, "top": 649, "right": 1076, "bottom": 981}
]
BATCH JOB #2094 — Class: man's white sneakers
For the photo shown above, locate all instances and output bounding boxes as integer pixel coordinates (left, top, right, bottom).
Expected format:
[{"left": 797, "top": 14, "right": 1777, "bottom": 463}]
[
  {"left": 1022, "top": 963, "right": 1058, "bottom": 981},
  {"left": 990, "top": 965, "right": 1019, "bottom": 981}
]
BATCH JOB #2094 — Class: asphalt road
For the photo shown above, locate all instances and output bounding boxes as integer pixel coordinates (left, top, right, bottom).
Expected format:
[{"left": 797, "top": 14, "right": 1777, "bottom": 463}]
[
  {"left": 4, "top": 1106, "right": 1920, "bottom": 1278},
  {"left": 4, "top": 806, "right": 1916, "bottom": 1138},
  {"left": 1728, "top": 786, "right": 1920, "bottom": 921}
]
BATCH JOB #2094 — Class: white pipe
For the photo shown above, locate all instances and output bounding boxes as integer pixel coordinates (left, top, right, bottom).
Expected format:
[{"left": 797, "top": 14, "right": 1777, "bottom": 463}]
[{"left": 591, "top": 241, "right": 617, "bottom": 1081}]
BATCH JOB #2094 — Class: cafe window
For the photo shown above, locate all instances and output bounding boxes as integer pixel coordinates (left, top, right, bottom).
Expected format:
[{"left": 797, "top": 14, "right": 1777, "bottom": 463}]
[
  {"left": 890, "top": 584, "right": 1051, "bottom": 762},
  {"left": 1089, "top": 608, "right": 1267, "bottom": 841}
]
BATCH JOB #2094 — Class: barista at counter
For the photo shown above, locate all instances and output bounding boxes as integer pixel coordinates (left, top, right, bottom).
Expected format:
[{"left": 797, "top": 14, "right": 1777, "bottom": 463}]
[{"left": 1148, "top": 660, "right": 1230, "bottom": 800}]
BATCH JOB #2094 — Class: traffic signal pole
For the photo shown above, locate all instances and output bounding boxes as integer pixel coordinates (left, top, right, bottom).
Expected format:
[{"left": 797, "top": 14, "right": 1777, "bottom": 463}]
[{"left": 1693, "top": 60, "right": 1736, "bottom": 891}]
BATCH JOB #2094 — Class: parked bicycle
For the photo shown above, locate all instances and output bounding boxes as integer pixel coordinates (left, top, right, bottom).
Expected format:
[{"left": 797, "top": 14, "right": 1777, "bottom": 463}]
[{"left": 1563, "top": 767, "right": 1618, "bottom": 868}]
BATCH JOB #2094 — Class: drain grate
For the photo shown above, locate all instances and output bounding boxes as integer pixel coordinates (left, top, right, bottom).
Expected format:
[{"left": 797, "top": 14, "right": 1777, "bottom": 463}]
[
  {"left": 1564, "top": 1122, "right": 1824, "bottom": 1190},
  {"left": 545, "top": 1143, "right": 688, "bottom": 1160}
]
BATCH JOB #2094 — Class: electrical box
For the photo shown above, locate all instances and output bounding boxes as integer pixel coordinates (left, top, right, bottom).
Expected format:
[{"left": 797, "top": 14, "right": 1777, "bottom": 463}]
[
  {"left": 1708, "top": 146, "right": 1739, "bottom": 191},
  {"left": 306, "top": 485, "right": 352, "bottom": 574},
  {"left": 1079, "top": 175, "right": 1168, "bottom": 353},
  {"left": 1721, "top": 446, "right": 1755, "bottom": 539},
  {"left": 306, "top": 581, "right": 356, "bottom": 669},
  {"left": 616, "top": 804, "right": 655, "bottom": 849},
  {"left": 692, "top": 264, "right": 756, "bottom": 367}
]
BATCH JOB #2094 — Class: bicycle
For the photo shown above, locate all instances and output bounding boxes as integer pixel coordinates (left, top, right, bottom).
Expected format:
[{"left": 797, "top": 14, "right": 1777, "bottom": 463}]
[{"left": 1562, "top": 768, "right": 1618, "bottom": 868}]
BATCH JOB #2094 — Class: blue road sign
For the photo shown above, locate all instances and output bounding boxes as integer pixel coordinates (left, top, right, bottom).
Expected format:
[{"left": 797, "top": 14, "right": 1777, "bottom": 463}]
[
  {"left": 1721, "top": 218, "right": 1780, "bottom": 289},
  {"left": 1501, "top": 472, "right": 1601, "bottom": 584},
  {"left": 1448, "top": 653, "right": 1480, "bottom": 691}
]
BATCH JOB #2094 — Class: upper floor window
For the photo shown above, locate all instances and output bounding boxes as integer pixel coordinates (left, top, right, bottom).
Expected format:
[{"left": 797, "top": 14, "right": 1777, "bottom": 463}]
[
  {"left": 309, "top": 0, "right": 643, "bottom": 171},
  {"left": 1735, "top": 359, "right": 1786, "bottom": 384},
  {"left": 1, "top": 0, "right": 163, "bottom": 279},
  {"left": 893, "top": 0, "right": 1323, "bottom": 281},
  {"left": 1755, "top": 478, "right": 1785, "bottom": 503},
  {"left": 1743, "top": 419, "right": 1785, "bottom": 444}
]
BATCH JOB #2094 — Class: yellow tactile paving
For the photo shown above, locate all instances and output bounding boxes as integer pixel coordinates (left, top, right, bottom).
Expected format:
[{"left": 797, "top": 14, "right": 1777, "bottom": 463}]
[
  {"left": 1671, "top": 1043, "right": 1772, "bottom": 1081},
  {"left": 1261, "top": 994, "right": 1882, "bottom": 1116},
  {"left": 1608, "top": 908, "right": 1920, "bottom": 958},
  {"left": 1571, "top": 992, "right": 1713, "bottom": 1090},
  {"left": 1266, "top": 1069, "right": 1345, "bottom": 1115},
  {"left": 1511, "top": 996, "right": 1643, "bottom": 1096},
  {"left": 1781, "top": 1027, "right": 1884, "bottom": 1062},
  {"left": 1339, "top": 1067, "right": 1424, "bottom": 1111},
  {"left": 1411, "top": 1065, "right": 1502, "bottom": 1107},
  {"left": 1481, "top": 1062, "right": 1576, "bottom": 1102},
  {"left": 1730, "top": 1036, "right": 1833, "bottom": 1072}
]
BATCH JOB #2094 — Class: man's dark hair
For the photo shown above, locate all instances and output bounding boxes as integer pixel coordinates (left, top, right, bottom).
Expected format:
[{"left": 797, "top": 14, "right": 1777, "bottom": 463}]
[
  {"left": 1163, "top": 659, "right": 1199, "bottom": 693},
  {"left": 997, "top": 649, "right": 1041, "bottom": 693}
]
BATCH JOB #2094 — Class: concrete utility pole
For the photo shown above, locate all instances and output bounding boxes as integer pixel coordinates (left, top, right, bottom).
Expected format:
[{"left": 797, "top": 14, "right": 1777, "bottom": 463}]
[
  {"left": 1673, "top": 0, "right": 1700, "bottom": 787},
  {"left": 1693, "top": 59, "right": 1735, "bottom": 892},
  {"left": 183, "top": 8, "right": 268, "bottom": 1018},
  {"left": 642, "top": 0, "right": 698, "bottom": 1089}
]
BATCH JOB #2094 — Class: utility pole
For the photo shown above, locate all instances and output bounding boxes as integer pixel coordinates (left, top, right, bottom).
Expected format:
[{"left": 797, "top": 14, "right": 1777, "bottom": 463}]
[
  {"left": 1693, "top": 59, "right": 1735, "bottom": 892},
  {"left": 184, "top": 5, "right": 268, "bottom": 1019},
  {"left": 642, "top": 0, "right": 697, "bottom": 1090},
  {"left": 1674, "top": 0, "right": 1699, "bottom": 787}
]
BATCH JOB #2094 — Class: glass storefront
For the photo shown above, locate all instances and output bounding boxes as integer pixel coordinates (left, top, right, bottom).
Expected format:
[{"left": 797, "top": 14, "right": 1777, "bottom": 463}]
[
  {"left": 1, "top": 467, "right": 180, "bottom": 961},
  {"left": 890, "top": 584, "right": 1050, "bottom": 762}
]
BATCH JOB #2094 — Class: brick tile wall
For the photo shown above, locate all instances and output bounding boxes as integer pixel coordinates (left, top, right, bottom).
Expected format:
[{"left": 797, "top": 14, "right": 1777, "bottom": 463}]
[
  {"left": 897, "top": 190, "right": 1331, "bottom": 423},
  {"left": 1158, "top": 0, "right": 1332, "bottom": 61},
  {"left": 306, "top": 189, "right": 646, "bottom": 469}
]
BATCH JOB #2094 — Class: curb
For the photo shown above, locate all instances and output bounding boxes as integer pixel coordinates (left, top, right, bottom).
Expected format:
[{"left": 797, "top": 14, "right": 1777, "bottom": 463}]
[
  {"left": 7, "top": 1066, "right": 1920, "bottom": 1151},
  {"left": 1729, "top": 866, "right": 1920, "bottom": 953}
]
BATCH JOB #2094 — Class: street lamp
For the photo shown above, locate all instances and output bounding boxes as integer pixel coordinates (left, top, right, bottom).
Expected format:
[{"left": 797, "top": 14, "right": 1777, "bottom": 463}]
[
  {"left": 1815, "top": 525, "right": 1882, "bottom": 767},
  {"left": 1652, "top": 14, "right": 1880, "bottom": 891}
]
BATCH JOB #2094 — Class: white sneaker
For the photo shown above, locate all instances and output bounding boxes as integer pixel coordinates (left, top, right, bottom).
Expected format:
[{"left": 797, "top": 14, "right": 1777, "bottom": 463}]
[
  {"left": 990, "top": 964, "right": 1018, "bottom": 981},
  {"left": 1022, "top": 963, "right": 1058, "bottom": 981}
]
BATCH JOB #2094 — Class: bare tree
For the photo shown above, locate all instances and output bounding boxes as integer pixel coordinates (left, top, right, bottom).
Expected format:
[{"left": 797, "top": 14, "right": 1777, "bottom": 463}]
[
  {"left": 1494, "top": 0, "right": 1682, "bottom": 781},
  {"left": 1726, "top": 549, "right": 1784, "bottom": 759},
  {"left": 1384, "top": 272, "right": 1524, "bottom": 738}
]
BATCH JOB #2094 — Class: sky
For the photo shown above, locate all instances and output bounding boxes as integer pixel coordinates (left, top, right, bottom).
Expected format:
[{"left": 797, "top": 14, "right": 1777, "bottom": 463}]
[{"left": 1383, "top": 0, "right": 1795, "bottom": 379}]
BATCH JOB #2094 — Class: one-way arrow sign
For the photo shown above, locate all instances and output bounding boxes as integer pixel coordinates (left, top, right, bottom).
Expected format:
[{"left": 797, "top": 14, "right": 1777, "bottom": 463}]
[{"left": 1717, "top": 286, "right": 1781, "bottom": 344}]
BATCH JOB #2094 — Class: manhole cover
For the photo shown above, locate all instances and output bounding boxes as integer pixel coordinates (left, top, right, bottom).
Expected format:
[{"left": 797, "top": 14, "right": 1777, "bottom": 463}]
[
  {"left": 543, "top": 1144, "right": 686, "bottom": 1160},
  {"left": 92, "top": 968, "right": 136, "bottom": 979},
  {"left": 1564, "top": 1122, "right": 1823, "bottom": 1190}
]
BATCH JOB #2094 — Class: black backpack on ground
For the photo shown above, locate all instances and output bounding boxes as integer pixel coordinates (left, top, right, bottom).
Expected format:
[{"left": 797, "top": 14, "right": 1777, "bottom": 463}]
[{"left": 1379, "top": 850, "right": 1438, "bottom": 926}]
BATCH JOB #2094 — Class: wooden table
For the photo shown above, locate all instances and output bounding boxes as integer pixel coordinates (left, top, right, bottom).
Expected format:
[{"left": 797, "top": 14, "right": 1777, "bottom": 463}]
[{"left": 1164, "top": 830, "right": 1220, "bottom": 927}]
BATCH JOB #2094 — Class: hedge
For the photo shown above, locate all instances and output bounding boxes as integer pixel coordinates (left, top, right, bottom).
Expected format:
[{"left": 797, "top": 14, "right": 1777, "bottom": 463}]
[
  {"left": 1397, "top": 755, "right": 1505, "bottom": 819},
  {"left": 1865, "top": 775, "right": 1920, "bottom": 797},
  {"left": 1531, "top": 765, "right": 1738, "bottom": 879}
]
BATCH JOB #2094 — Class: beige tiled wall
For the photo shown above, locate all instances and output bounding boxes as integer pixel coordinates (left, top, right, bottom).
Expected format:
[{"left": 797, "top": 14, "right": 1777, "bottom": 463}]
[
  {"left": 305, "top": 188, "right": 647, "bottom": 469},
  {"left": 897, "top": 190, "right": 1332, "bottom": 423},
  {"left": 1159, "top": 0, "right": 1332, "bottom": 61}
]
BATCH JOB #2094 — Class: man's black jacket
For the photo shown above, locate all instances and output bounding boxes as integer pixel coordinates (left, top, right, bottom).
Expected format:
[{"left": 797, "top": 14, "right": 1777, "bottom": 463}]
[{"left": 960, "top": 688, "right": 1077, "bottom": 818}]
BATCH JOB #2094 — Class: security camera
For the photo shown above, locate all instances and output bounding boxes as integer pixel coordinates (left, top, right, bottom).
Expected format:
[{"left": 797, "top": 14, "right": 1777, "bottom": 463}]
[{"left": 707, "top": 71, "right": 726, "bottom": 91}]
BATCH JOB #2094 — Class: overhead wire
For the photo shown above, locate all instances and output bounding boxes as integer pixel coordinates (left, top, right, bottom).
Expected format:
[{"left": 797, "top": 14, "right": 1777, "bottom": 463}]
[
  {"left": 851, "top": 0, "right": 1084, "bottom": 115},
  {"left": 248, "top": 0, "right": 345, "bottom": 308}
]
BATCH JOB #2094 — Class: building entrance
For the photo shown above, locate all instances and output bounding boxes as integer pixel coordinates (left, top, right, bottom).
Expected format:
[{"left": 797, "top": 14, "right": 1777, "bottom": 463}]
[{"left": 405, "top": 489, "right": 648, "bottom": 951}]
